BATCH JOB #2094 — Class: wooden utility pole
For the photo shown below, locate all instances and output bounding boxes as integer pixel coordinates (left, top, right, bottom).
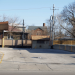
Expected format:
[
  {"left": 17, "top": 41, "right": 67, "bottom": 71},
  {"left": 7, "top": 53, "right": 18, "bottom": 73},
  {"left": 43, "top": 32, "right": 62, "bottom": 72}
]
[
  {"left": 22, "top": 19, "right": 24, "bottom": 47},
  {"left": 51, "top": 4, "right": 58, "bottom": 48}
]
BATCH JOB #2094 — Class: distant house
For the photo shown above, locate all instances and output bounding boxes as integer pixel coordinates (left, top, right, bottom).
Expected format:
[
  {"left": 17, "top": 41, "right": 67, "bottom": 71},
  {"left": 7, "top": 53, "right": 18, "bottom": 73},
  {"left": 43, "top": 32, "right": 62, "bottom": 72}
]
[
  {"left": 3, "top": 25, "right": 28, "bottom": 40},
  {"left": 0, "top": 21, "right": 8, "bottom": 39},
  {"left": 28, "top": 23, "right": 48, "bottom": 39},
  {"left": 0, "top": 22, "right": 32, "bottom": 48},
  {"left": 32, "top": 35, "right": 50, "bottom": 49}
]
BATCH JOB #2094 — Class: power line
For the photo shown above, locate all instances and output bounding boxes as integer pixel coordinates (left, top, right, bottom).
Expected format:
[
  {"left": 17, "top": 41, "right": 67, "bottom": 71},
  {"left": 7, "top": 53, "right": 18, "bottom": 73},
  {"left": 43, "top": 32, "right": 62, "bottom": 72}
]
[
  {"left": 0, "top": 7, "right": 51, "bottom": 11},
  {"left": 0, "top": 6, "right": 65, "bottom": 11}
]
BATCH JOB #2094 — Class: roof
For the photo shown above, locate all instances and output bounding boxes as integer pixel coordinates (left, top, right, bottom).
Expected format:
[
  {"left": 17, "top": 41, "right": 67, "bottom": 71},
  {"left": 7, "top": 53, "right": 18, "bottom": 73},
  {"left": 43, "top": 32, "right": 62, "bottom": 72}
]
[
  {"left": 5, "top": 25, "right": 24, "bottom": 32},
  {"left": 28, "top": 26, "right": 47, "bottom": 30},
  {"left": 0, "top": 21, "right": 8, "bottom": 31},
  {"left": 9, "top": 23, "right": 26, "bottom": 27},
  {"left": 31, "top": 35, "right": 50, "bottom": 40},
  {"left": 0, "top": 21, "right": 8, "bottom": 24},
  {"left": 7, "top": 26, "right": 22, "bottom": 32},
  {"left": 4, "top": 25, "right": 29, "bottom": 34}
]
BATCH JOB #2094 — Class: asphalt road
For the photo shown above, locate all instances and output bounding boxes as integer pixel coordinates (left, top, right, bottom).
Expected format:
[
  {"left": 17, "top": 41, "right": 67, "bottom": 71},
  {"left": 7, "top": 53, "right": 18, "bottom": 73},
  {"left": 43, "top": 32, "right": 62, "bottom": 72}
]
[{"left": 0, "top": 48, "right": 75, "bottom": 71}]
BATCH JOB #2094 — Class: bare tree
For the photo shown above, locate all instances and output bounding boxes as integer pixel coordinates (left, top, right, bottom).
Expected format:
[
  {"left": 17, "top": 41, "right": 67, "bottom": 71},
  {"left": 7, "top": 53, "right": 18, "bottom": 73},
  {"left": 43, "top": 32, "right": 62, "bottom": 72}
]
[
  {"left": 54, "top": 13, "right": 75, "bottom": 39},
  {"left": 1, "top": 15, "right": 22, "bottom": 39},
  {"left": 46, "top": 17, "right": 62, "bottom": 39},
  {"left": 61, "top": 1, "right": 75, "bottom": 38},
  {"left": 8, "top": 17, "right": 22, "bottom": 39},
  {"left": 46, "top": 19, "right": 52, "bottom": 38}
]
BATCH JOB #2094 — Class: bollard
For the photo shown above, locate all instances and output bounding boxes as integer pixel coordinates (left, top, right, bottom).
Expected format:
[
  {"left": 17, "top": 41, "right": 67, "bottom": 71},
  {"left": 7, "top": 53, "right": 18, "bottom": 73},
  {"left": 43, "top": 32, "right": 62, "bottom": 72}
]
[{"left": 2, "top": 38, "right": 4, "bottom": 48}]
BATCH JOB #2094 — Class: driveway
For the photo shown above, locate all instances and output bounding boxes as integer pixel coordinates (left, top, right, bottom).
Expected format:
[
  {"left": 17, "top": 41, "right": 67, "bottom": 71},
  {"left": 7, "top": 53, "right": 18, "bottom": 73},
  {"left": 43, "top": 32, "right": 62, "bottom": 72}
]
[{"left": 0, "top": 48, "right": 75, "bottom": 71}]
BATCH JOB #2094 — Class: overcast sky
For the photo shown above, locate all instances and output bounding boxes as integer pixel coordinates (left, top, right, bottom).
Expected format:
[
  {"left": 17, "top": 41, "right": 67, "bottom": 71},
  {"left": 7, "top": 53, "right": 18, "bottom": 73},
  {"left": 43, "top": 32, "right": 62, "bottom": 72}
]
[{"left": 0, "top": 0, "right": 75, "bottom": 26}]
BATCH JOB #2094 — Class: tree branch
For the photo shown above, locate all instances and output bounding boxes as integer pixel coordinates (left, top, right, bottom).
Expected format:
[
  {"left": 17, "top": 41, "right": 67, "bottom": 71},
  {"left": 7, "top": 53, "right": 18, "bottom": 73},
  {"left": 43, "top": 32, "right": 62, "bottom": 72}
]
[{"left": 60, "top": 24, "right": 75, "bottom": 38}]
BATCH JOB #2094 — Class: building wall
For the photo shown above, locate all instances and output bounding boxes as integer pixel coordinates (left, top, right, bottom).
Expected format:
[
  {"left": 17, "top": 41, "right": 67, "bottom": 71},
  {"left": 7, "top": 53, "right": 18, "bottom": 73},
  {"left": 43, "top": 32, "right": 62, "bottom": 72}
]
[
  {"left": 4, "top": 32, "right": 28, "bottom": 40},
  {"left": 28, "top": 28, "right": 47, "bottom": 39},
  {"left": 4, "top": 32, "right": 21, "bottom": 40},
  {"left": 32, "top": 40, "right": 50, "bottom": 49},
  {"left": 0, "top": 32, "right": 3, "bottom": 39},
  {"left": 0, "top": 40, "right": 2, "bottom": 45},
  {"left": 33, "top": 28, "right": 43, "bottom": 35}
]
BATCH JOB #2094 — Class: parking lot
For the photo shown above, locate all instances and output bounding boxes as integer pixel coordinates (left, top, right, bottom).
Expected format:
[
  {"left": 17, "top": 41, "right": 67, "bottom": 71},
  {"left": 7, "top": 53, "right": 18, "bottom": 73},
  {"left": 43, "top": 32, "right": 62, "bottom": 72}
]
[{"left": 0, "top": 48, "right": 75, "bottom": 71}]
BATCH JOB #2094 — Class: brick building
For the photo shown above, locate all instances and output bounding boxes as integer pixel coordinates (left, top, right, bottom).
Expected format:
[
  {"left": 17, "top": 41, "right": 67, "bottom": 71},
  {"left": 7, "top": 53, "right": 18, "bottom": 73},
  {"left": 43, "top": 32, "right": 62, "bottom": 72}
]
[
  {"left": 28, "top": 23, "right": 48, "bottom": 39},
  {"left": 28, "top": 23, "right": 50, "bottom": 49}
]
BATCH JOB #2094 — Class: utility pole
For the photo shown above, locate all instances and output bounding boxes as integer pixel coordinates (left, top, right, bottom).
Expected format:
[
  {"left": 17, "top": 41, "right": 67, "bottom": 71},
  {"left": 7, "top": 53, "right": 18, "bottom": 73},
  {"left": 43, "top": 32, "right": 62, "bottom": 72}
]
[
  {"left": 50, "top": 21, "right": 52, "bottom": 40},
  {"left": 52, "top": 4, "right": 55, "bottom": 40},
  {"left": 50, "top": 15, "right": 53, "bottom": 40},
  {"left": 51, "top": 4, "right": 58, "bottom": 49},
  {"left": 22, "top": 19, "right": 24, "bottom": 47},
  {"left": 23, "top": 19, "right": 24, "bottom": 40},
  {"left": 16, "top": 20, "right": 26, "bottom": 48},
  {"left": 14, "top": 20, "right": 26, "bottom": 48}
]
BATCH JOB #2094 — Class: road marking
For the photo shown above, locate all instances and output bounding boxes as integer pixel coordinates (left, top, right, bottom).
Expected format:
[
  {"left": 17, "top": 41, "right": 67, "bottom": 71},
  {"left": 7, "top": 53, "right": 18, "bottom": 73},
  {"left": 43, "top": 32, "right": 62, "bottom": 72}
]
[{"left": 0, "top": 51, "right": 4, "bottom": 63}]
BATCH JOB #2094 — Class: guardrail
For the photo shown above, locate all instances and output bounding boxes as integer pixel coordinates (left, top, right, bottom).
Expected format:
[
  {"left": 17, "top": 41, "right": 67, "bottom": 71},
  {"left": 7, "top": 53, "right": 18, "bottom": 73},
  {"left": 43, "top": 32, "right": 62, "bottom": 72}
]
[{"left": 53, "top": 45, "right": 75, "bottom": 52}]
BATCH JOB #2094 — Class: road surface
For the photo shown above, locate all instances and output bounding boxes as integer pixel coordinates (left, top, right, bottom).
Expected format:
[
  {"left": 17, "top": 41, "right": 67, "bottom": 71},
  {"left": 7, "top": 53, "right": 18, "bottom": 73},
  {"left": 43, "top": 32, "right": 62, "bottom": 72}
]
[{"left": 0, "top": 48, "right": 75, "bottom": 72}]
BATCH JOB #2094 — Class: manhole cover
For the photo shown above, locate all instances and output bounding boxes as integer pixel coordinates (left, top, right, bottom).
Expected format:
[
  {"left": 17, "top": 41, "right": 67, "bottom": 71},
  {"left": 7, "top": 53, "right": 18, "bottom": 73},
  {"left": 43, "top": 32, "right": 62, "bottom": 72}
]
[
  {"left": 31, "top": 57, "right": 45, "bottom": 59},
  {"left": 31, "top": 57, "right": 39, "bottom": 58},
  {"left": 20, "top": 57, "right": 25, "bottom": 58}
]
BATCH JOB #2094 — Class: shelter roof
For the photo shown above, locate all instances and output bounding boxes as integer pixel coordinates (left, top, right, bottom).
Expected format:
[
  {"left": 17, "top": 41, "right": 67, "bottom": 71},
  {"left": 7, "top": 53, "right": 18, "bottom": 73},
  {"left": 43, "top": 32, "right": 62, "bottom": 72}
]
[{"left": 31, "top": 35, "right": 50, "bottom": 41}]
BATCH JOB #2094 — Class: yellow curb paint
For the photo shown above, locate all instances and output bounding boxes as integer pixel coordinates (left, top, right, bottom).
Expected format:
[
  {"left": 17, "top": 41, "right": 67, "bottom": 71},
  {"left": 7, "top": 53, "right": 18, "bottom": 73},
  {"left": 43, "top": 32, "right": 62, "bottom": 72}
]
[{"left": 0, "top": 51, "right": 4, "bottom": 63}]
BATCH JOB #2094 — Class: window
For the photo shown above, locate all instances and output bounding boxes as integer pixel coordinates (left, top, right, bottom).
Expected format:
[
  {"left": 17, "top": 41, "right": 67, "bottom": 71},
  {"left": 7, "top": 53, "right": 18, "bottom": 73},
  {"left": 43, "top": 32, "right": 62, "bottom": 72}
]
[
  {"left": 11, "top": 36, "right": 13, "bottom": 39},
  {"left": 7, "top": 34, "right": 13, "bottom": 39},
  {"left": 45, "top": 41, "right": 48, "bottom": 44},
  {"left": 37, "top": 33, "right": 38, "bottom": 35},
  {"left": 37, "top": 40, "right": 44, "bottom": 44},
  {"left": 22, "top": 35, "right": 26, "bottom": 39},
  {"left": 36, "top": 31, "right": 42, "bottom": 35},
  {"left": 8, "top": 34, "right": 10, "bottom": 39}
]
